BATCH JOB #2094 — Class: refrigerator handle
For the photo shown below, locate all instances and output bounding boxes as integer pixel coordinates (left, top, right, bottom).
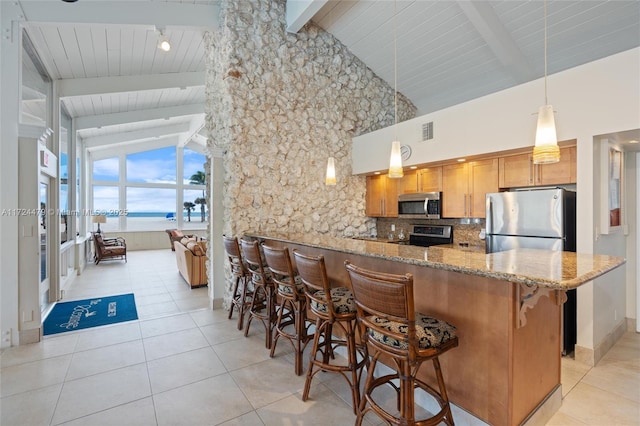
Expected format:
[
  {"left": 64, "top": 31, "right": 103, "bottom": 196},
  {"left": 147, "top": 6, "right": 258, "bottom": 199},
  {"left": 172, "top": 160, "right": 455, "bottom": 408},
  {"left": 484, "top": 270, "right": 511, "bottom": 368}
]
[{"left": 486, "top": 196, "right": 493, "bottom": 235}]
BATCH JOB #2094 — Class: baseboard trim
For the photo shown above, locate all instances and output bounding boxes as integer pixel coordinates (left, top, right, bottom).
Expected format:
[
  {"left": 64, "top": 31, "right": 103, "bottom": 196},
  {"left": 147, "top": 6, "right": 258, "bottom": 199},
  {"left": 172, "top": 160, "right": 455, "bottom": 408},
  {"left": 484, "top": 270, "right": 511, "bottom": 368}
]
[{"left": 575, "top": 319, "right": 628, "bottom": 366}]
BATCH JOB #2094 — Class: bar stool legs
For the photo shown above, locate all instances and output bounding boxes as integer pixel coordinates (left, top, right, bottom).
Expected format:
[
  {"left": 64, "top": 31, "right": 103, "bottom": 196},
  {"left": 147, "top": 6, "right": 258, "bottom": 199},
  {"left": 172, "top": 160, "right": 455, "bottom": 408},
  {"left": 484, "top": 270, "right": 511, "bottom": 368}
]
[
  {"left": 293, "top": 250, "right": 367, "bottom": 414},
  {"left": 262, "top": 244, "right": 312, "bottom": 376},
  {"left": 223, "top": 235, "right": 253, "bottom": 331},
  {"left": 241, "top": 239, "right": 276, "bottom": 349},
  {"left": 346, "top": 261, "right": 459, "bottom": 426}
]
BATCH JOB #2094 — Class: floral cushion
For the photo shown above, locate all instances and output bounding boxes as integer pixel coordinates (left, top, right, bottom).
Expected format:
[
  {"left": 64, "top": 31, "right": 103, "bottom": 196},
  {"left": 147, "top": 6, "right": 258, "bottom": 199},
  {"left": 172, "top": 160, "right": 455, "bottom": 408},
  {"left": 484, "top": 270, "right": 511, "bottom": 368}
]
[
  {"left": 367, "top": 313, "right": 457, "bottom": 350},
  {"left": 311, "top": 287, "right": 356, "bottom": 314},
  {"left": 276, "top": 275, "right": 305, "bottom": 295}
]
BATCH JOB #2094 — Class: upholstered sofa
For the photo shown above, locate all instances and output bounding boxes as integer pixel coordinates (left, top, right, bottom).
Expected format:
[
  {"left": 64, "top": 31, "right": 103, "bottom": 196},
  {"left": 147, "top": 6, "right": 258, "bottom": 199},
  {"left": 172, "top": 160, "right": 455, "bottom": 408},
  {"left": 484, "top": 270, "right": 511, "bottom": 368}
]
[{"left": 174, "top": 237, "right": 208, "bottom": 288}]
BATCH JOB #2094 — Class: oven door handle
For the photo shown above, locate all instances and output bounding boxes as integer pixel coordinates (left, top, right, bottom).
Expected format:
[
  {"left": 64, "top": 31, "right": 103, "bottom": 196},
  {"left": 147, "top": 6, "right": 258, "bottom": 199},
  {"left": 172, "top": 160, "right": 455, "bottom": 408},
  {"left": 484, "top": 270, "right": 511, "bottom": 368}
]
[{"left": 424, "top": 198, "right": 429, "bottom": 216}]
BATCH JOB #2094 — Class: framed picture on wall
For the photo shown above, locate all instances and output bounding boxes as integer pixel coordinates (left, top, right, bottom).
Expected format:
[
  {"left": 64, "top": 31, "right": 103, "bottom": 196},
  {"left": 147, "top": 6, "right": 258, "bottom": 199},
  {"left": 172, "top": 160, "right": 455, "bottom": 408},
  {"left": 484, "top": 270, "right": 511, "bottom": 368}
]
[
  {"left": 608, "top": 148, "right": 622, "bottom": 228},
  {"left": 600, "top": 140, "right": 623, "bottom": 234}
]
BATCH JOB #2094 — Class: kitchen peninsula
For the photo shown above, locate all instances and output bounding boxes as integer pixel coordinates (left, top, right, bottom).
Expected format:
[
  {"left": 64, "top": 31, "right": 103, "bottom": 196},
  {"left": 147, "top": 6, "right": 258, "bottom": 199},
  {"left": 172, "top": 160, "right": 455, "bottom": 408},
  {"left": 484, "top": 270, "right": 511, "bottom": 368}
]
[{"left": 247, "top": 232, "right": 625, "bottom": 426}]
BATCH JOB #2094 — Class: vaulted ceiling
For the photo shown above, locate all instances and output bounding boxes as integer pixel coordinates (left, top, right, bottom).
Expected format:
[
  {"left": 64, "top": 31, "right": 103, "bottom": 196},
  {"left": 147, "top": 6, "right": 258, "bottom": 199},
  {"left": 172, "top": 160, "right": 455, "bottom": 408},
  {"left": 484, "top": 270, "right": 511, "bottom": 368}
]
[{"left": 15, "top": 0, "right": 640, "bottom": 154}]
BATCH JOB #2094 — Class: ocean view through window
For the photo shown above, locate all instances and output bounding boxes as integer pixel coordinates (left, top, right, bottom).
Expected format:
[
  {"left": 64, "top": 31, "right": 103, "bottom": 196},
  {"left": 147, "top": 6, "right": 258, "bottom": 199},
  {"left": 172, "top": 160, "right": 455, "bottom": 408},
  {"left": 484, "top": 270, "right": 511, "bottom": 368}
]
[{"left": 91, "top": 147, "right": 207, "bottom": 232}]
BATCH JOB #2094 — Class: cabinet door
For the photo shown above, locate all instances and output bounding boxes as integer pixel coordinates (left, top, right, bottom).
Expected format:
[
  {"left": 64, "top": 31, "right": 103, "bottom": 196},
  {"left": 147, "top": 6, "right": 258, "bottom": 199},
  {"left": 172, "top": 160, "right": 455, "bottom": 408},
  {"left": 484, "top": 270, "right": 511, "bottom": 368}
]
[
  {"left": 442, "top": 163, "right": 468, "bottom": 218},
  {"left": 396, "top": 170, "right": 418, "bottom": 194},
  {"left": 499, "top": 153, "right": 533, "bottom": 188},
  {"left": 537, "top": 146, "right": 576, "bottom": 185},
  {"left": 365, "top": 175, "right": 385, "bottom": 217},
  {"left": 365, "top": 174, "right": 398, "bottom": 217},
  {"left": 418, "top": 166, "right": 442, "bottom": 192},
  {"left": 469, "top": 159, "right": 499, "bottom": 218}
]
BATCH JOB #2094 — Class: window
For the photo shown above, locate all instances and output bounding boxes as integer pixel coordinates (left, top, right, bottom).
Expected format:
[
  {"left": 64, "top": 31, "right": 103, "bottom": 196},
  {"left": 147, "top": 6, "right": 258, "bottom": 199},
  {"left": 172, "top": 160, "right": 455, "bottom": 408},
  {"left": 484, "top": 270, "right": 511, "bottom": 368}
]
[
  {"left": 92, "top": 185, "right": 119, "bottom": 233},
  {"left": 91, "top": 147, "right": 208, "bottom": 232},
  {"left": 93, "top": 158, "right": 119, "bottom": 182},
  {"left": 126, "top": 188, "right": 176, "bottom": 231},
  {"left": 127, "top": 147, "right": 176, "bottom": 184}
]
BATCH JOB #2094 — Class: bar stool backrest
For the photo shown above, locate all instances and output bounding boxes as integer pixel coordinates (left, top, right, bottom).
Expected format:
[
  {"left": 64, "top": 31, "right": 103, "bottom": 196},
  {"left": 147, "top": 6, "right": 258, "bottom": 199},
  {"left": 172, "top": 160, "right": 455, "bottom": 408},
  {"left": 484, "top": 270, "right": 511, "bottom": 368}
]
[
  {"left": 293, "top": 250, "right": 336, "bottom": 320},
  {"left": 241, "top": 239, "right": 270, "bottom": 286},
  {"left": 345, "top": 261, "right": 418, "bottom": 358},
  {"left": 262, "top": 244, "right": 300, "bottom": 299},
  {"left": 223, "top": 235, "right": 247, "bottom": 279}
]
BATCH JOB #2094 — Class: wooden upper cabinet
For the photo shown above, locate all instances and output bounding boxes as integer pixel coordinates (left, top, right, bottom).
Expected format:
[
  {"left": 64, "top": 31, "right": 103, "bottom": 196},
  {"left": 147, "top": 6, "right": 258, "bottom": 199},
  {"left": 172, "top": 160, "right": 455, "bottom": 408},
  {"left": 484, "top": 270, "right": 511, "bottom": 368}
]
[
  {"left": 397, "top": 167, "right": 443, "bottom": 194},
  {"left": 417, "top": 166, "right": 442, "bottom": 193},
  {"left": 499, "top": 146, "right": 576, "bottom": 188},
  {"left": 537, "top": 146, "right": 576, "bottom": 185},
  {"left": 396, "top": 170, "right": 418, "bottom": 194},
  {"left": 442, "top": 163, "right": 469, "bottom": 218},
  {"left": 468, "top": 159, "right": 499, "bottom": 218},
  {"left": 365, "top": 174, "right": 398, "bottom": 217},
  {"left": 442, "top": 159, "right": 498, "bottom": 218}
]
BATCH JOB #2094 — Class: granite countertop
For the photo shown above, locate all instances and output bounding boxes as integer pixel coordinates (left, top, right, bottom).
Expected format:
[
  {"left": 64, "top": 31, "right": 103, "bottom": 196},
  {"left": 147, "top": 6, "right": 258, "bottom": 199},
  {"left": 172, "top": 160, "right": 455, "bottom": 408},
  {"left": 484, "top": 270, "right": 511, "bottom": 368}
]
[{"left": 247, "top": 232, "right": 626, "bottom": 290}]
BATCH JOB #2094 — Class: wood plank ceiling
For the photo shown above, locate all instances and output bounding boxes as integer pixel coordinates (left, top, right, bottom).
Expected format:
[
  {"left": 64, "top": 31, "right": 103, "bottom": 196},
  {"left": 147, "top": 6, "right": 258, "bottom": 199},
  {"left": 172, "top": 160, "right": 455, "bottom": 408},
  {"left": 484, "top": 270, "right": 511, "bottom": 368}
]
[{"left": 16, "top": 0, "right": 640, "bottom": 153}]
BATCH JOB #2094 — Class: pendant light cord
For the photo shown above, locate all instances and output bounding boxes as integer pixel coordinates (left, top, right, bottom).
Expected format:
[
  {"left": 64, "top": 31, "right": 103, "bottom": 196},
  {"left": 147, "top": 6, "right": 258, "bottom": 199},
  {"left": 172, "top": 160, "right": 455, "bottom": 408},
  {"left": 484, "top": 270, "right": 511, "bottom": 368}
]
[
  {"left": 544, "top": 0, "right": 548, "bottom": 105},
  {"left": 393, "top": 0, "right": 398, "bottom": 141}
]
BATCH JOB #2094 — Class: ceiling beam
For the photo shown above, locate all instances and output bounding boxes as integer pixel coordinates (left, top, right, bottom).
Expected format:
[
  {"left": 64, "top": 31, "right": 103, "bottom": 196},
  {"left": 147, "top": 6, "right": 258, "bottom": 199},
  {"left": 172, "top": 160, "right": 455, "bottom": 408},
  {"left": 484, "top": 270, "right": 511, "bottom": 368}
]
[
  {"left": 18, "top": 1, "right": 219, "bottom": 30},
  {"left": 75, "top": 104, "right": 204, "bottom": 130},
  {"left": 178, "top": 118, "right": 205, "bottom": 148},
  {"left": 457, "top": 1, "right": 535, "bottom": 84},
  {"left": 89, "top": 135, "right": 179, "bottom": 160},
  {"left": 83, "top": 122, "right": 190, "bottom": 148},
  {"left": 58, "top": 72, "right": 204, "bottom": 98},
  {"left": 286, "top": 0, "right": 328, "bottom": 33}
]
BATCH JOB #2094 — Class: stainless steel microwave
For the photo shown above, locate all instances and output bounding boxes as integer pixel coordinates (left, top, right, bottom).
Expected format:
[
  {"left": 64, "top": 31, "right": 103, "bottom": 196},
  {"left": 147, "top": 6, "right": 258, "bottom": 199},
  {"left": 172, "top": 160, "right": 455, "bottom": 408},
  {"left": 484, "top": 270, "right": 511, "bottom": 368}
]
[{"left": 398, "top": 192, "right": 442, "bottom": 219}]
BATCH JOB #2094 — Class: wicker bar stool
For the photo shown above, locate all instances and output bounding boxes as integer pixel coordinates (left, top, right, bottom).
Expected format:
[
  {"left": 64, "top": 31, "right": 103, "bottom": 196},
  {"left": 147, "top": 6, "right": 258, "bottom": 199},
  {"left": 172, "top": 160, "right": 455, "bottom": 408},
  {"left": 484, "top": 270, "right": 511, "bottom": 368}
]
[
  {"left": 222, "top": 235, "right": 253, "bottom": 330},
  {"left": 345, "top": 261, "right": 459, "bottom": 426},
  {"left": 262, "top": 244, "right": 313, "bottom": 376},
  {"left": 241, "top": 239, "right": 276, "bottom": 349},
  {"left": 293, "top": 250, "right": 367, "bottom": 414}
]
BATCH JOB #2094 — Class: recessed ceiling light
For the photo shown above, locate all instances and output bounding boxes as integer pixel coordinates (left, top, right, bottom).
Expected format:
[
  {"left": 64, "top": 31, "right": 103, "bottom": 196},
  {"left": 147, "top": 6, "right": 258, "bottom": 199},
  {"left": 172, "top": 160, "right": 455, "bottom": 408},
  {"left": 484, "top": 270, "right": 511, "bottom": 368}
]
[
  {"left": 374, "top": 171, "right": 381, "bottom": 175},
  {"left": 457, "top": 158, "right": 466, "bottom": 162},
  {"left": 629, "top": 140, "right": 639, "bottom": 144}
]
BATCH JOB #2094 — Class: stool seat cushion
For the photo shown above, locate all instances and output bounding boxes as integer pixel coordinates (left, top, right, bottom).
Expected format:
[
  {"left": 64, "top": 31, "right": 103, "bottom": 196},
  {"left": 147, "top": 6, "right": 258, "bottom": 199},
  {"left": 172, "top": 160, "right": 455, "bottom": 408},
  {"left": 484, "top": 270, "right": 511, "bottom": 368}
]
[
  {"left": 368, "top": 313, "right": 457, "bottom": 350},
  {"left": 311, "top": 287, "right": 356, "bottom": 314},
  {"left": 277, "top": 275, "right": 305, "bottom": 295}
]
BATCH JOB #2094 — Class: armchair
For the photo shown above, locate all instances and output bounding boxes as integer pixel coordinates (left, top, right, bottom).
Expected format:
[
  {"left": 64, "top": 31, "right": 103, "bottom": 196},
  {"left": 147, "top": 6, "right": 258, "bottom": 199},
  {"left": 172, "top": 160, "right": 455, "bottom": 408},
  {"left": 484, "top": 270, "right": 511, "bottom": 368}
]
[{"left": 93, "top": 233, "right": 127, "bottom": 264}]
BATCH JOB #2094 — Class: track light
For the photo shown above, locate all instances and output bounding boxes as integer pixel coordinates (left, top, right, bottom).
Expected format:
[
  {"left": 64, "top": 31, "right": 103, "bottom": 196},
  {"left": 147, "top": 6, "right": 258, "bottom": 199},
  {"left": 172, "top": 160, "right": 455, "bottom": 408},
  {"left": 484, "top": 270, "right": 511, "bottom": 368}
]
[{"left": 158, "top": 32, "right": 171, "bottom": 52}]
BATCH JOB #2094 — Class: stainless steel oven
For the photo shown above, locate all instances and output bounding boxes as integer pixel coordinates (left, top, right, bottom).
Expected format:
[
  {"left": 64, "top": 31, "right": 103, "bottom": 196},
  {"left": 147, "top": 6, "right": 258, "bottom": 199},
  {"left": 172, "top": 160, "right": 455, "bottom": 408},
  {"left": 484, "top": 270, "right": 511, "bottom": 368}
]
[
  {"left": 398, "top": 192, "right": 441, "bottom": 219},
  {"left": 408, "top": 224, "right": 453, "bottom": 247}
]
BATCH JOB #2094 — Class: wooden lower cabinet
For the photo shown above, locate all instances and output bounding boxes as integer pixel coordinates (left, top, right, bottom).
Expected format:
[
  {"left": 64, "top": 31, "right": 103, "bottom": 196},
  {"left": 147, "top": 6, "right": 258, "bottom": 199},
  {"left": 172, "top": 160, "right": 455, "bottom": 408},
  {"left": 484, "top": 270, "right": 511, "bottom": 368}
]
[
  {"left": 499, "top": 146, "right": 576, "bottom": 188},
  {"left": 262, "top": 238, "right": 562, "bottom": 426},
  {"left": 442, "top": 159, "right": 498, "bottom": 218}
]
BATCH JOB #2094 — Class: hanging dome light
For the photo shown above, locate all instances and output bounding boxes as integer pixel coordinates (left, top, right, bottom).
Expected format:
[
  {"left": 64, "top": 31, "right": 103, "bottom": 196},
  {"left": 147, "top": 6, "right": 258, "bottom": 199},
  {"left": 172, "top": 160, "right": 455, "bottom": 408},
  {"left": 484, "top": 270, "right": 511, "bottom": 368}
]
[
  {"left": 388, "top": 0, "right": 403, "bottom": 178},
  {"left": 325, "top": 157, "right": 336, "bottom": 186},
  {"left": 532, "top": 0, "right": 560, "bottom": 164}
]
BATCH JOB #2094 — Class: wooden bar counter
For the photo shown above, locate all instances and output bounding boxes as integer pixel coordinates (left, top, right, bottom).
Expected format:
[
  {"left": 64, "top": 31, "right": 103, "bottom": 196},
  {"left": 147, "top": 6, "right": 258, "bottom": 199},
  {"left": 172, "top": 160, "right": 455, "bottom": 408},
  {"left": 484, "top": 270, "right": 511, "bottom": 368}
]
[{"left": 246, "top": 232, "right": 625, "bottom": 426}]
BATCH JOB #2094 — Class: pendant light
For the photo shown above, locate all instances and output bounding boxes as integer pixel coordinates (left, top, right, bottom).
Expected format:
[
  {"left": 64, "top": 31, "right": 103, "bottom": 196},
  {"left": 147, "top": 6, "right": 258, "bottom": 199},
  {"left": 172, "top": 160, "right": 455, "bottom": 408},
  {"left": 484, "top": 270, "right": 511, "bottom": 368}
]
[
  {"left": 532, "top": 0, "right": 560, "bottom": 164},
  {"left": 325, "top": 157, "right": 336, "bottom": 185},
  {"left": 388, "top": 0, "right": 403, "bottom": 178}
]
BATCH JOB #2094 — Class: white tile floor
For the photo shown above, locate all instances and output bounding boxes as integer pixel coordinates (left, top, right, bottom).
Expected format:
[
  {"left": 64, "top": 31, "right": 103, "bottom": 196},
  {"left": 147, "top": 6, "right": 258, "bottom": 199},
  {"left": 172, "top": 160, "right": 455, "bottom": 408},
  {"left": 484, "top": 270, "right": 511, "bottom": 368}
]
[{"left": 1, "top": 249, "right": 638, "bottom": 425}]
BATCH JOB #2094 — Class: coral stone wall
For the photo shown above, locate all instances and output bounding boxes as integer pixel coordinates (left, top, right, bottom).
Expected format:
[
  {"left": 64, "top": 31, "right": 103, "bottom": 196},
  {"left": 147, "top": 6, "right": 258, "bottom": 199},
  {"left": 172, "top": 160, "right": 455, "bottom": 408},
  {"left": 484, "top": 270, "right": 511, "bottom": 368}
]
[{"left": 204, "top": 0, "right": 416, "bottom": 307}]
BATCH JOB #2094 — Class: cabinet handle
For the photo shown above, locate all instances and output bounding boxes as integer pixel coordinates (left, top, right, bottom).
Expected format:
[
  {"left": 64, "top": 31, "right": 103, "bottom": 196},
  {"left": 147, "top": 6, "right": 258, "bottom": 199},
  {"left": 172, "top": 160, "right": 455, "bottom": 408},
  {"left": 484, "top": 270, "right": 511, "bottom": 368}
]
[
  {"left": 464, "top": 194, "right": 467, "bottom": 217},
  {"left": 469, "top": 194, "right": 472, "bottom": 216},
  {"left": 381, "top": 200, "right": 384, "bottom": 215},
  {"left": 529, "top": 158, "right": 533, "bottom": 184}
]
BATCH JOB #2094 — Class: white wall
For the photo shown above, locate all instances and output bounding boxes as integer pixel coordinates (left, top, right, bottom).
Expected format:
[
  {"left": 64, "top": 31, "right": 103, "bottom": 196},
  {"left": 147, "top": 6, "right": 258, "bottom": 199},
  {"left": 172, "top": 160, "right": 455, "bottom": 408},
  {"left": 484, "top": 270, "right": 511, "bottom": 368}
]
[
  {"left": 353, "top": 48, "right": 640, "bottom": 355},
  {"left": 1, "top": 3, "right": 23, "bottom": 348}
]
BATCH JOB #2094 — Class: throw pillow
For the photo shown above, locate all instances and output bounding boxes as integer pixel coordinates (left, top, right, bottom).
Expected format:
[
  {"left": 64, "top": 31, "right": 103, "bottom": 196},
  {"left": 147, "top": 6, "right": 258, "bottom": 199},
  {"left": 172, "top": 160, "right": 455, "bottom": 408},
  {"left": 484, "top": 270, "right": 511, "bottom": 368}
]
[{"left": 186, "top": 241, "right": 205, "bottom": 256}]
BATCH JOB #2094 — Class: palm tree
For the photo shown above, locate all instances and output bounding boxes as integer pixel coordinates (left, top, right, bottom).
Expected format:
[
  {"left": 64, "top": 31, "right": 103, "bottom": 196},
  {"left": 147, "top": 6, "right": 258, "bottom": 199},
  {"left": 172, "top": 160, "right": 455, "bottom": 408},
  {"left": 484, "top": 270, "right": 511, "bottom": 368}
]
[
  {"left": 194, "top": 197, "right": 206, "bottom": 222},
  {"left": 183, "top": 201, "right": 195, "bottom": 222},
  {"left": 189, "top": 171, "right": 206, "bottom": 197}
]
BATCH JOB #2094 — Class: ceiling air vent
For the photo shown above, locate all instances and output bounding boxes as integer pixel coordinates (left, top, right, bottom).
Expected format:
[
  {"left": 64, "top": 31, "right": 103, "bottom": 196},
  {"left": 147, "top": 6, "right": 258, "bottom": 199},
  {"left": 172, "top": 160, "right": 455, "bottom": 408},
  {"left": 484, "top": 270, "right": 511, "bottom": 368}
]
[{"left": 422, "top": 121, "right": 434, "bottom": 141}]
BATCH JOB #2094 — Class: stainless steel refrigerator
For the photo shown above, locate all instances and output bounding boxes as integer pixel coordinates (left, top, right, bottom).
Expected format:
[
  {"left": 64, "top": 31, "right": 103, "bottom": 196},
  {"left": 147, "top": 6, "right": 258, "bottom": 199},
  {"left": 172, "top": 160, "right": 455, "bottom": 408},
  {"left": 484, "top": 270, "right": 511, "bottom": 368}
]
[{"left": 485, "top": 188, "right": 577, "bottom": 354}]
